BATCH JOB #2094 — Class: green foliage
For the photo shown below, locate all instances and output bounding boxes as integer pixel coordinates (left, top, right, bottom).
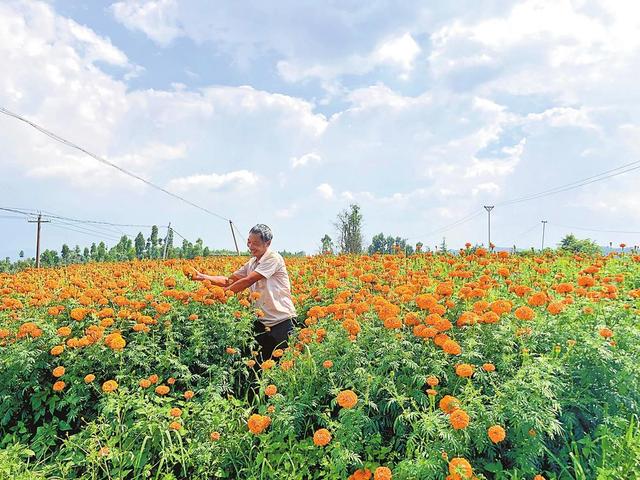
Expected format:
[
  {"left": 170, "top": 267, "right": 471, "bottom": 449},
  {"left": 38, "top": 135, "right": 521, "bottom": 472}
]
[{"left": 558, "top": 234, "right": 601, "bottom": 255}]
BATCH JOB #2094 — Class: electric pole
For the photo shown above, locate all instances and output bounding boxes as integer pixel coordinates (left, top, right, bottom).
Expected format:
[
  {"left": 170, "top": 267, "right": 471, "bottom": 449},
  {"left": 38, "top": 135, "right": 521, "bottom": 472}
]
[
  {"left": 229, "top": 220, "right": 240, "bottom": 256},
  {"left": 28, "top": 213, "right": 50, "bottom": 268},
  {"left": 483, "top": 206, "right": 494, "bottom": 248},
  {"left": 541, "top": 220, "right": 548, "bottom": 251},
  {"left": 162, "top": 222, "right": 171, "bottom": 260}
]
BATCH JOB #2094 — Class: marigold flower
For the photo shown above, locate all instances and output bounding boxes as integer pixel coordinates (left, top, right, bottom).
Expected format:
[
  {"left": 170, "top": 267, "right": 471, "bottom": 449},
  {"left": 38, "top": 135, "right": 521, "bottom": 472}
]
[
  {"left": 488, "top": 425, "right": 506, "bottom": 443},
  {"left": 313, "top": 428, "right": 332, "bottom": 446},
  {"left": 265, "top": 384, "right": 278, "bottom": 397},
  {"left": 148, "top": 374, "right": 159, "bottom": 384},
  {"left": 210, "top": 431, "right": 221, "bottom": 441},
  {"left": 448, "top": 457, "right": 473, "bottom": 480},
  {"left": 426, "top": 375, "right": 439, "bottom": 387},
  {"left": 442, "top": 339, "right": 462, "bottom": 355},
  {"left": 139, "top": 379, "right": 151, "bottom": 388},
  {"left": 482, "top": 363, "right": 495, "bottom": 372},
  {"left": 84, "top": 374, "right": 95, "bottom": 383},
  {"left": 184, "top": 390, "right": 194, "bottom": 400},
  {"left": 323, "top": 360, "right": 333, "bottom": 368},
  {"left": 169, "top": 407, "right": 182, "bottom": 417},
  {"left": 261, "top": 359, "right": 276, "bottom": 370},
  {"left": 455, "top": 364, "right": 474, "bottom": 378},
  {"left": 50, "top": 345, "right": 64, "bottom": 356},
  {"left": 52, "top": 380, "right": 65, "bottom": 392},
  {"left": 167, "top": 377, "right": 176, "bottom": 385},
  {"left": 599, "top": 327, "right": 613, "bottom": 338},
  {"left": 247, "top": 414, "right": 271, "bottom": 434},
  {"left": 349, "top": 468, "right": 372, "bottom": 480},
  {"left": 155, "top": 385, "right": 170, "bottom": 395},
  {"left": 272, "top": 348, "right": 284, "bottom": 358},
  {"left": 169, "top": 421, "right": 182, "bottom": 431},
  {"left": 52, "top": 366, "right": 65, "bottom": 378},
  {"left": 426, "top": 389, "right": 437, "bottom": 396},
  {"left": 57, "top": 326, "right": 72, "bottom": 337},
  {"left": 449, "top": 409, "right": 470, "bottom": 430},
  {"left": 226, "top": 347, "right": 237, "bottom": 354},
  {"left": 98, "top": 446, "right": 109, "bottom": 456},
  {"left": 373, "top": 466, "right": 392, "bottom": 480},
  {"left": 337, "top": 389, "right": 358, "bottom": 409},
  {"left": 439, "top": 395, "right": 460, "bottom": 414},
  {"left": 102, "top": 380, "right": 118, "bottom": 393},
  {"left": 514, "top": 306, "right": 535, "bottom": 321}
]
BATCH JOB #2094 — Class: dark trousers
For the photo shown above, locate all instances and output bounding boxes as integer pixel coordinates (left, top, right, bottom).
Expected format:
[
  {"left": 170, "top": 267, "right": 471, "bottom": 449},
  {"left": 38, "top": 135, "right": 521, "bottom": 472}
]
[{"left": 253, "top": 318, "right": 294, "bottom": 363}]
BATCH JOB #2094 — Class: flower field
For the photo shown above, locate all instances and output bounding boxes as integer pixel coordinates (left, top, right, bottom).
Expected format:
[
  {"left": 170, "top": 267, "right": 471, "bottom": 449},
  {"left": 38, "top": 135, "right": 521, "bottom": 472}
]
[{"left": 1, "top": 249, "right": 640, "bottom": 479}]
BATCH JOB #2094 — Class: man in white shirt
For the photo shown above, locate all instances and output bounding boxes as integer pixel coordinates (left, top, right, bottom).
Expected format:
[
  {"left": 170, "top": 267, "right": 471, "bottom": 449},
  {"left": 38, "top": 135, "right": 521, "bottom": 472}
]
[{"left": 193, "top": 224, "right": 297, "bottom": 362}]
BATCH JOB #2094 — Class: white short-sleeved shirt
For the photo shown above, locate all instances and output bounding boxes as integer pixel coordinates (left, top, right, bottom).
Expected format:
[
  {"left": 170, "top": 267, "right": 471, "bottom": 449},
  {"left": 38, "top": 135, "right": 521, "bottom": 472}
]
[{"left": 233, "top": 249, "right": 297, "bottom": 327}]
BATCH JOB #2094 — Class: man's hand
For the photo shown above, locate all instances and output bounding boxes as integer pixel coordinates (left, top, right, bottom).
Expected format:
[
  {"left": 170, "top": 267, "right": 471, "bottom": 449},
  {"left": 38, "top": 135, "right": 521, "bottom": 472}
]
[{"left": 192, "top": 270, "right": 207, "bottom": 281}]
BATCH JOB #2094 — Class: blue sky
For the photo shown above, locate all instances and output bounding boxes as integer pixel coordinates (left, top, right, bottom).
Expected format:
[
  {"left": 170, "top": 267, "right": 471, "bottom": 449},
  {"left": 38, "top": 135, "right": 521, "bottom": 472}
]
[{"left": 1, "top": 0, "right": 640, "bottom": 259}]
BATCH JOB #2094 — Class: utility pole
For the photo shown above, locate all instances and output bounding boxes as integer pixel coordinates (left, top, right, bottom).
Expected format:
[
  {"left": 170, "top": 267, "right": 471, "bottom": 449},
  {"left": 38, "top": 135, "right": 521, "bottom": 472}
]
[
  {"left": 483, "top": 206, "right": 494, "bottom": 248},
  {"left": 28, "top": 213, "right": 50, "bottom": 268},
  {"left": 162, "top": 222, "right": 171, "bottom": 260},
  {"left": 541, "top": 220, "right": 548, "bottom": 251},
  {"left": 229, "top": 220, "right": 240, "bottom": 256}
]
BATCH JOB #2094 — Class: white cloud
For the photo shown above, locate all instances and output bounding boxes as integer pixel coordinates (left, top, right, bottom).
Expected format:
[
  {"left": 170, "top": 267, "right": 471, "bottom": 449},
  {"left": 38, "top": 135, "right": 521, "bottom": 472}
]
[
  {"left": 291, "top": 152, "right": 322, "bottom": 168},
  {"left": 167, "top": 170, "right": 258, "bottom": 192},
  {"left": 275, "top": 203, "right": 299, "bottom": 218},
  {"left": 111, "top": 0, "right": 182, "bottom": 45},
  {"left": 373, "top": 32, "right": 421, "bottom": 75},
  {"left": 316, "top": 183, "right": 334, "bottom": 199}
]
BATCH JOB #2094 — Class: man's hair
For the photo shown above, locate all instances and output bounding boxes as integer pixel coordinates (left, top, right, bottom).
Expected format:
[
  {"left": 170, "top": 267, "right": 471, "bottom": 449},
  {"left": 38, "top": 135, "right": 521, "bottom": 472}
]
[{"left": 249, "top": 224, "right": 273, "bottom": 243}]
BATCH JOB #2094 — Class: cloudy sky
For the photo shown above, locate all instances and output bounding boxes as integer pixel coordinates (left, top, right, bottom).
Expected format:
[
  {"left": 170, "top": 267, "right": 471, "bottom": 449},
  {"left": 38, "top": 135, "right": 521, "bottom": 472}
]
[{"left": 1, "top": 0, "right": 640, "bottom": 258}]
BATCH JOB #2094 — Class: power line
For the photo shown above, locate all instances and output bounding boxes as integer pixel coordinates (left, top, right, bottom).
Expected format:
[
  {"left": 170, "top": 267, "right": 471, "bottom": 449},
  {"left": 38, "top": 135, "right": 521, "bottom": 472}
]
[
  {"left": 548, "top": 222, "right": 640, "bottom": 235},
  {"left": 0, "top": 107, "right": 232, "bottom": 223}
]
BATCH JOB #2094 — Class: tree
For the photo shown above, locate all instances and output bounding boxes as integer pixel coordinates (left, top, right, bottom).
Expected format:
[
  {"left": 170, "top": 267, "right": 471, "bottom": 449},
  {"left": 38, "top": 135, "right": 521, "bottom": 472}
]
[
  {"left": 558, "top": 234, "right": 601, "bottom": 255},
  {"left": 335, "top": 204, "right": 363, "bottom": 254},
  {"left": 19, "top": 250, "right": 24, "bottom": 258},
  {"left": 135, "top": 232, "right": 146, "bottom": 259},
  {"left": 150, "top": 225, "right": 159, "bottom": 258},
  {"left": 440, "top": 237, "right": 448, "bottom": 254},
  {"left": 368, "top": 233, "right": 386, "bottom": 254},
  {"left": 83, "top": 247, "right": 90, "bottom": 261},
  {"left": 320, "top": 234, "right": 335, "bottom": 254},
  {"left": 61, "top": 244, "right": 71, "bottom": 263}
]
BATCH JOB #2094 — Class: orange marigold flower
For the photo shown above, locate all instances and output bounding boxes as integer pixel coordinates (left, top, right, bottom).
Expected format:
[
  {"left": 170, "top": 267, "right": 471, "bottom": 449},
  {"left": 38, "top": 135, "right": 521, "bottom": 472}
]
[
  {"left": 349, "top": 469, "right": 372, "bottom": 480},
  {"left": 169, "top": 407, "right": 182, "bottom": 417},
  {"left": 169, "top": 421, "right": 182, "bottom": 431},
  {"left": 313, "top": 428, "right": 332, "bottom": 446},
  {"left": 272, "top": 348, "right": 284, "bottom": 358},
  {"left": 226, "top": 346, "right": 237, "bottom": 354},
  {"left": 52, "top": 366, "right": 65, "bottom": 378},
  {"left": 373, "top": 466, "right": 392, "bottom": 480},
  {"left": 426, "top": 389, "right": 438, "bottom": 396},
  {"left": 426, "top": 375, "right": 439, "bottom": 387},
  {"left": 488, "top": 425, "right": 506, "bottom": 443},
  {"left": 139, "top": 378, "right": 151, "bottom": 388},
  {"left": 57, "top": 326, "right": 72, "bottom": 337},
  {"left": 167, "top": 377, "right": 176, "bottom": 385},
  {"left": 265, "top": 384, "right": 278, "bottom": 397},
  {"left": 337, "top": 389, "right": 358, "bottom": 409},
  {"left": 449, "top": 409, "right": 470, "bottom": 430},
  {"left": 599, "top": 327, "right": 613, "bottom": 338},
  {"left": 323, "top": 360, "right": 333, "bottom": 368},
  {"left": 247, "top": 414, "right": 271, "bottom": 434},
  {"left": 52, "top": 380, "right": 66, "bottom": 392},
  {"left": 448, "top": 457, "right": 473, "bottom": 480},
  {"left": 482, "top": 363, "right": 496, "bottom": 372},
  {"left": 455, "top": 364, "right": 474, "bottom": 378},
  {"left": 210, "top": 431, "right": 221, "bottom": 441},
  {"left": 514, "top": 306, "right": 535, "bottom": 321},
  {"left": 84, "top": 374, "right": 95, "bottom": 383},
  {"left": 102, "top": 380, "right": 118, "bottom": 393},
  {"left": 155, "top": 385, "right": 170, "bottom": 395},
  {"left": 50, "top": 345, "right": 64, "bottom": 356},
  {"left": 442, "top": 339, "right": 462, "bottom": 355},
  {"left": 184, "top": 390, "right": 194, "bottom": 400},
  {"left": 98, "top": 446, "right": 110, "bottom": 457},
  {"left": 261, "top": 359, "right": 276, "bottom": 370},
  {"left": 439, "top": 395, "right": 460, "bottom": 414}
]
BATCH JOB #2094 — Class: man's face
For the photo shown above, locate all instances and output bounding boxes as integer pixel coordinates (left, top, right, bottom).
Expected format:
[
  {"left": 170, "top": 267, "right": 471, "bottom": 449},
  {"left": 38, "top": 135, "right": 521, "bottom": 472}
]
[{"left": 247, "top": 233, "right": 270, "bottom": 258}]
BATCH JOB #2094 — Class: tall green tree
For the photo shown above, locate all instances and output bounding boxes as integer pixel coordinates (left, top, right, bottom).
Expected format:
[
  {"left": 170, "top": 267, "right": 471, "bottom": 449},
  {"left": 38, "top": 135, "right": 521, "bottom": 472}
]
[
  {"left": 320, "top": 234, "right": 335, "bottom": 254},
  {"left": 134, "top": 232, "right": 146, "bottom": 259},
  {"left": 335, "top": 204, "right": 363, "bottom": 254},
  {"left": 558, "top": 234, "right": 601, "bottom": 255}
]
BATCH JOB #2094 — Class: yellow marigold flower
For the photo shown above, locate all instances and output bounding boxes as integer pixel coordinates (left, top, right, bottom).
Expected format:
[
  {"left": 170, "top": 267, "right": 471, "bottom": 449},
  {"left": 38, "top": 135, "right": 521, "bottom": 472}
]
[{"left": 313, "top": 428, "right": 332, "bottom": 446}]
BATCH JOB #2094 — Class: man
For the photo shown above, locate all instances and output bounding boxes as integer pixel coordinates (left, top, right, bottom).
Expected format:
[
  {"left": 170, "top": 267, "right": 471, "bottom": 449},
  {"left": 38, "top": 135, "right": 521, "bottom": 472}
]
[{"left": 193, "top": 224, "right": 297, "bottom": 362}]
